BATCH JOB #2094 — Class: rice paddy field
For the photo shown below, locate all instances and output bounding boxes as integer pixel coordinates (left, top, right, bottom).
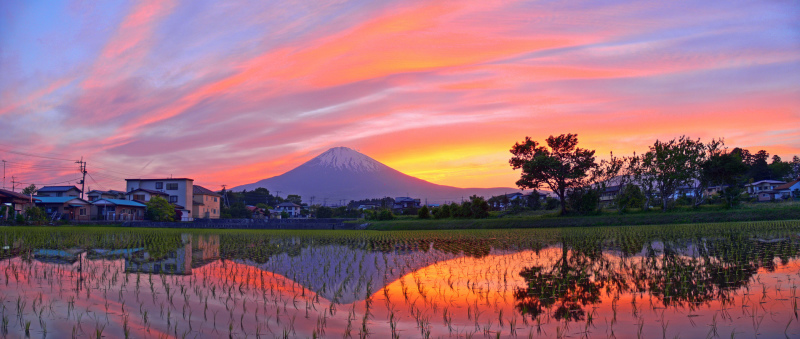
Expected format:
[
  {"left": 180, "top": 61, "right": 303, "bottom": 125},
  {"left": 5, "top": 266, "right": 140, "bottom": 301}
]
[{"left": 1, "top": 220, "right": 800, "bottom": 338}]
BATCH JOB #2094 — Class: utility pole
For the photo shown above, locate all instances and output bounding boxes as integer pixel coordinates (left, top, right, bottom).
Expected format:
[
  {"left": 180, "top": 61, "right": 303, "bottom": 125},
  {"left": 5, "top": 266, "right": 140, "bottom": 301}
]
[
  {"left": 11, "top": 176, "right": 15, "bottom": 192},
  {"left": 309, "top": 196, "right": 315, "bottom": 206},
  {"left": 76, "top": 157, "right": 87, "bottom": 200},
  {"left": 275, "top": 191, "right": 282, "bottom": 198},
  {"left": 221, "top": 185, "right": 230, "bottom": 207},
  {"left": 2, "top": 160, "right": 5, "bottom": 190}
]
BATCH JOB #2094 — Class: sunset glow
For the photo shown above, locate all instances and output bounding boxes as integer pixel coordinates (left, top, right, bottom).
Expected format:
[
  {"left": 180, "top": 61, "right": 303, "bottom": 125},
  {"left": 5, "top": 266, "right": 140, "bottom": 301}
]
[{"left": 1, "top": 0, "right": 798, "bottom": 190}]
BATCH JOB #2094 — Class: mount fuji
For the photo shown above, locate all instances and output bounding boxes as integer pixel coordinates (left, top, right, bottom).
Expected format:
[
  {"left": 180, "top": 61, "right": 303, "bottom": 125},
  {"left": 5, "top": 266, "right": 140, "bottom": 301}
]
[{"left": 231, "top": 147, "right": 525, "bottom": 204}]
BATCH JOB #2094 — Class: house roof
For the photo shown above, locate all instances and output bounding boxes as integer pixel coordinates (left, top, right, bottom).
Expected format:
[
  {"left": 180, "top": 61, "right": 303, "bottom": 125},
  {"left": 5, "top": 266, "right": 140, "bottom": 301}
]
[
  {"left": 127, "top": 188, "right": 169, "bottom": 196},
  {"left": 92, "top": 199, "right": 146, "bottom": 207},
  {"left": 125, "top": 178, "right": 194, "bottom": 182},
  {"left": 746, "top": 180, "right": 786, "bottom": 186},
  {"left": 38, "top": 186, "right": 80, "bottom": 192},
  {"left": 193, "top": 185, "right": 221, "bottom": 197},
  {"left": 277, "top": 202, "right": 301, "bottom": 207},
  {"left": 0, "top": 189, "right": 38, "bottom": 202},
  {"left": 775, "top": 180, "right": 800, "bottom": 191},
  {"left": 35, "top": 197, "right": 90, "bottom": 204}
]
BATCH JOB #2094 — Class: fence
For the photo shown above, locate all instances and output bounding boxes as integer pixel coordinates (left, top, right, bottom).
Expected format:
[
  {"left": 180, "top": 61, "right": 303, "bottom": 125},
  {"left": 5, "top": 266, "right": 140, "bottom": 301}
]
[{"left": 119, "top": 218, "right": 360, "bottom": 230}]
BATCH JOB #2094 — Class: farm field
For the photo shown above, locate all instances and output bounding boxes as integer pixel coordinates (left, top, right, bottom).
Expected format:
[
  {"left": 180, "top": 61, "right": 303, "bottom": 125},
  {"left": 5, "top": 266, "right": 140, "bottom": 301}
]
[{"left": 1, "top": 221, "right": 800, "bottom": 338}]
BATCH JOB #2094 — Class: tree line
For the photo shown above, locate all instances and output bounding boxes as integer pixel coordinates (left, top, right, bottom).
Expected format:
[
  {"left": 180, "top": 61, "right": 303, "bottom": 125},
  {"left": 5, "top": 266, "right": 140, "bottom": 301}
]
[{"left": 510, "top": 134, "right": 800, "bottom": 215}]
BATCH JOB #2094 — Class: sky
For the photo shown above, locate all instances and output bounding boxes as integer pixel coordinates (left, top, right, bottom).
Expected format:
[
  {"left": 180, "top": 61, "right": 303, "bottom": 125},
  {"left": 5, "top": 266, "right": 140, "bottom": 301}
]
[{"left": 1, "top": 0, "right": 799, "bottom": 192}]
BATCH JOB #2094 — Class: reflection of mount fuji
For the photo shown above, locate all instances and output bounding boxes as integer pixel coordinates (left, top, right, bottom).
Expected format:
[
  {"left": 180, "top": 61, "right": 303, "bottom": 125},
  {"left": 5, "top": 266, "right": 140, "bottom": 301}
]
[
  {"left": 238, "top": 244, "right": 467, "bottom": 304},
  {"left": 232, "top": 147, "right": 525, "bottom": 204}
]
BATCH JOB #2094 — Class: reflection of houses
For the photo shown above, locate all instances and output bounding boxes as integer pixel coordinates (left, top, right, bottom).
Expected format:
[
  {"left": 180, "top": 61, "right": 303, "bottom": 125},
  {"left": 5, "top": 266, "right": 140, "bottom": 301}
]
[
  {"left": 33, "top": 249, "right": 84, "bottom": 265},
  {"left": 0, "top": 189, "right": 38, "bottom": 219},
  {"left": 192, "top": 185, "right": 221, "bottom": 219},
  {"left": 36, "top": 186, "right": 81, "bottom": 197},
  {"left": 124, "top": 234, "right": 220, "bottom": 274},
  {"left": 125, "top": 178, "right": 194, "bottom": 221},
  {"left": 92, "top": 199, "right": 146, "bottom": 221},
  {"left": 35, "top": 197, "right": 91, "bottom": 221},
  {"left": 276, "top": 202, "right": 301, "bottom": 217}
]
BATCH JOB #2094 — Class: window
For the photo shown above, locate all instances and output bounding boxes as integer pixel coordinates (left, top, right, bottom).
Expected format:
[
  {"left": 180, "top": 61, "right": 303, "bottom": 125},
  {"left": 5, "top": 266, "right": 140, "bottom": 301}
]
[
  {"left": 214, "top": 197, "right": 218, "bottom": 202},
  {"left": 169, "top": 196, "right": 178, "bottom": 203},
  {"left": 56, "top": 193, "right": 63, "bottom": 197},
  {"left": 155, "top": 182, "right": 163, "bottom": 189},
  {"left": 133, "top": 194, "right": 145, "bottom": 201},
  {"left": 166, "top": 183, "right": 178, "bottom": 190},
  {"left": 80, "top": 208, "right": 86, "bottom": 216}
]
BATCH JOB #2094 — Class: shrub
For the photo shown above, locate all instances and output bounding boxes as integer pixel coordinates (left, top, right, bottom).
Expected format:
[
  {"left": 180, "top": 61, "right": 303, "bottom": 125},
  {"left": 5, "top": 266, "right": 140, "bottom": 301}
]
[
  {"left": 315, "top": 206, "right": 334, "bottom": 218},
  {"left": 377, "top": 209, "right": 394, "bottom": 220},
  {"left": 418, "top": 206, "right": 430, "bottom": 219},
  {"left": 545, "top": 197, "right": 559, "bottom": 210}
]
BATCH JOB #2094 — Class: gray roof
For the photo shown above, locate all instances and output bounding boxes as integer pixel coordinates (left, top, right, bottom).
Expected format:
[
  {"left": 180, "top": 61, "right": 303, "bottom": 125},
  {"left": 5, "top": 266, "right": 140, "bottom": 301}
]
[
  {"left": 193, "top": 185, "right": 221, "bottom": 197},
  {"left": 38, "top": 186, "right": 80, "bottom": 192}
]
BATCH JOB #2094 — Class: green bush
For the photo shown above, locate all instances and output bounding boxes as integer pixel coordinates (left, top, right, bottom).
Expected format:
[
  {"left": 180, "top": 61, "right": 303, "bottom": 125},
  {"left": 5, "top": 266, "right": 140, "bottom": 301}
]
[
  {"left": 418, "top": 206, "right": 430, "bottom": 219},
  {"left": 377, "top": 209, "right": 394, "bottom": 220},
  {"left": 315, "top": 206, "right": 333, "bottom": 218},
  {"left": 545, "top": 197, "right": 559, "bottom": 210}
]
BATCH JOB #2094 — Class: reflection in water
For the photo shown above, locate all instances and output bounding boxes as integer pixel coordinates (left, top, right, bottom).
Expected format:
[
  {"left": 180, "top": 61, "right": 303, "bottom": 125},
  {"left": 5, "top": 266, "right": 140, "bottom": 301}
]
[{"left": 0, "top": 227, "right": 798, "bottom": 338}]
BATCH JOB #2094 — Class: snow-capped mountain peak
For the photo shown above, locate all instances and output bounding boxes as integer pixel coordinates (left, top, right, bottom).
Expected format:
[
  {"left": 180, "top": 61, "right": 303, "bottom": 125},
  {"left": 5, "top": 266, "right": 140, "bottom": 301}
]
[{"left": 307, "top": 147, "right": 384, "bottom": 173}]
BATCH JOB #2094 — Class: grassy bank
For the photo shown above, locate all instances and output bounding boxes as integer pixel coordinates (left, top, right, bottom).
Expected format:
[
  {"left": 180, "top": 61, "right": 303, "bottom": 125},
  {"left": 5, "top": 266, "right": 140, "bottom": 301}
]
[{"left": 365, "top": 202, "right": 800, "bottom": 230}]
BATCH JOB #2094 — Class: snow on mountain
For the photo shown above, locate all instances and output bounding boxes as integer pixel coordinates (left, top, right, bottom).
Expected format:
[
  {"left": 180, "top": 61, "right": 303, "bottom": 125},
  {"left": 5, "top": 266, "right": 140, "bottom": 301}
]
[
  {"left": 305, "top": 147, "right": 383, "bottom": 173},
  {"left": 232, "top": 147, "right": 527, "bottom": 204}
]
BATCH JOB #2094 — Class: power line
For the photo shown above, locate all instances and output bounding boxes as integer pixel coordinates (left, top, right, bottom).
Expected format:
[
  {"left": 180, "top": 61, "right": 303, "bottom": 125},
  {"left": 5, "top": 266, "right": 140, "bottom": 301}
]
[{"left": 0, "top": 147, "right": 77, "bottom": 162}]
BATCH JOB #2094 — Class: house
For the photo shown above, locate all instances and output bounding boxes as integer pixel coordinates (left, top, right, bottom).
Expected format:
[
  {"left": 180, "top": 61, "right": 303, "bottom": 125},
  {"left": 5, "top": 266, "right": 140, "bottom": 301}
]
[
  {"left": 246, "top": 205, "right": 267, "bottom": 219},
  {"left": 126, "top": 188, "right": 169, "bottom": 203},
  {"left": 92, "top": 199, "right": 146, "bottom": 221},
  {"left": 192, "top": 185, "right": 221, "bottom": 219},
  {"left": 599, "top": 185, "right": 622, "bottom": 204},
  {"left": 276, "top": 202, "right": 301, "bottom": 217},
  {"left": 773, "top": 180, "right": 800, "bottom": 200},
  {"left": 0, "top": 188, "right": 38, "bottom": 219},
  {"left": 745, "top": 180, "right": 786, "bottom": 195},
  {"left": 86, "top": 190, "right": 127, "bottom": 202},
  {"left": 125, "top": 178, "right": 194, "bottom": 221},
  {"left": 393, "top": 197, "right": 421, "bottom": 210},
  {"left": 35, "top": 196, "right": 91, "bottom": 221},
  {"left": 36, "top": 186, "right": 82, "bottom": 198}
]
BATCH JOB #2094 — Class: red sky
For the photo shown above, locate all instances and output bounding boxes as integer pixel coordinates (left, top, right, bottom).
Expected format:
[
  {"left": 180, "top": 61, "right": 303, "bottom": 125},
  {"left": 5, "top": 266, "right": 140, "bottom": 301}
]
[{"left": 1, "top": 0, "right": 798, "bottom": 191}]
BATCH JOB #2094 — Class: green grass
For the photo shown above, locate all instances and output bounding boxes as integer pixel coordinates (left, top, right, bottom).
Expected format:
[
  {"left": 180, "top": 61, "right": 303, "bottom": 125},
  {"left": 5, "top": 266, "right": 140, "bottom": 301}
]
[{"left": 366, "top": 202, "right": 800, "bottom": 230}]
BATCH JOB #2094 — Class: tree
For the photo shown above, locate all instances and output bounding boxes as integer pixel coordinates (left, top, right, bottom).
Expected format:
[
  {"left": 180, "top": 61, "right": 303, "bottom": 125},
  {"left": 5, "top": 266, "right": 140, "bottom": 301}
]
[
  {"left": 749, "top": 150, "right": 771, "bottom": 181},
  {"left": 21, "top": 184, "right": 37, "bottom": 196},
  {"left": 792, "top": 156, "right": 800, "bottom": 179},
  {"left": 315, "top": 206, "right": 334, "bottom": 218},
  {"left": 615, "top": 184, "right": 644, "bottom": 212},
  {"left": 642, "top": 136, "right": 704, "bottom": 211},
  {"left": 701, "top": 152, "right": 749, "bottom": 208},
  {"left": 285, "top": 194, "right": 302, "bottom": 205},
  {"left": 418, "top": 205, "right": 431, "bottom": 219},
  {"left": 510, "top": 134, "right": 597, "bottom": 215},
  {"left": 629, "top": 153, "right": 658, "bottom": 211},
  {"left": 768, "top": 155, "right": 793, "bottom": 180},
  {"left": 145, "top": 196, "right": 176, "bottom": 221}
]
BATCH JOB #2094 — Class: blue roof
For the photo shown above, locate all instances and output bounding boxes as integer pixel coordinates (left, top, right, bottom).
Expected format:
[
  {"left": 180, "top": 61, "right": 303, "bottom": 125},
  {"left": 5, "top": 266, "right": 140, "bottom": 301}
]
[
  {"left": 35, "top": 196, "right": 89, "bottom": 204},
  {"left": 93, "top": 199, "right": 146, "bottom": 207}
]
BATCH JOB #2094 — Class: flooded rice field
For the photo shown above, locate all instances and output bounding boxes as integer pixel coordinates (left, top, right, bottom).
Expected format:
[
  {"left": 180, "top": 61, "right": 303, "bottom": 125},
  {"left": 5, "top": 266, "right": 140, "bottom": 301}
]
[{"left": 1, "top": 221, "right": 800, "bottom": 338}]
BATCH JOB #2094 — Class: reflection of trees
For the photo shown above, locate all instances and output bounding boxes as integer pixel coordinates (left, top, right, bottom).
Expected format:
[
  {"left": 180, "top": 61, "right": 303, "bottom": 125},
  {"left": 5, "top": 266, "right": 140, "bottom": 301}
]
[
  {"left": 514, "top": 241, "right": 604, "bottom": 321},
  {"left": 514, "top": 236, "right": 800, "bottom": 321}
]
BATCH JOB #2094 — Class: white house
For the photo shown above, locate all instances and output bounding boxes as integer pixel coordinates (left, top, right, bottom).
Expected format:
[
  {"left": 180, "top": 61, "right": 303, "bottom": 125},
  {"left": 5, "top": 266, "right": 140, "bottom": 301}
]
[
  {"left": 276, "top": 202, "right": 301, "bottom": 217},
  {"left": 125, "top": 178, "right": 194, "bottom": 221},
  {"left": 745, "top": 180, "right": 786, "bottom": 195}
]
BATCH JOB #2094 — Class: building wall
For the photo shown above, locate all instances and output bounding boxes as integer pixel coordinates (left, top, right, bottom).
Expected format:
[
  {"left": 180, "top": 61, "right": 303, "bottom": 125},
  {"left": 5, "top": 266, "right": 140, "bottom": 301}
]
[
  {"left": 126, "top": 179, "right": 193, "bottom": 221},
  {"left": 192, "top": 194, "right": 220, "bottom": 219}
]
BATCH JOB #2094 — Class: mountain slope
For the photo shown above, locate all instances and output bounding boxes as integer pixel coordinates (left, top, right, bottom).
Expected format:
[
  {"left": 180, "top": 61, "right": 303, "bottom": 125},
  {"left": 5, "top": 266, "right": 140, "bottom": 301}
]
[{"left": 232, "top": 147, "right": 526, "bottom": 204}]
